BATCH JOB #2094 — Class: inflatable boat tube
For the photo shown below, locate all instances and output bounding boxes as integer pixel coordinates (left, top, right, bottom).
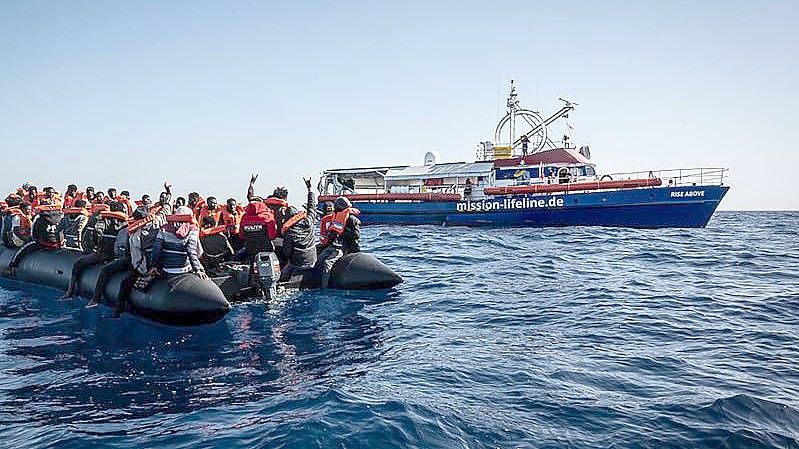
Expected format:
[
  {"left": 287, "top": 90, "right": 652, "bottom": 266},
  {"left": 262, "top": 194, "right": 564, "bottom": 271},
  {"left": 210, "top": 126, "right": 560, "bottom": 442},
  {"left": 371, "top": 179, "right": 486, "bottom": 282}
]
[
  {"left": 212, "top": 252, "right": 403, "bottom": 301},
  {"left": 0, "top": 245, "right": 230, "bottom": 326}
]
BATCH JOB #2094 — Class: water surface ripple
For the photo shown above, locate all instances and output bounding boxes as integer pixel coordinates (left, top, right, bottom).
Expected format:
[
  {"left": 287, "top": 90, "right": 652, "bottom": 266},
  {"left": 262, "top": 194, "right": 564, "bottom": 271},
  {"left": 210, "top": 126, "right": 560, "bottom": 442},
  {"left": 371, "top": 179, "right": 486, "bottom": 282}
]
[{"left": 1, "top": 211, "right": 797, "bottom": 448}]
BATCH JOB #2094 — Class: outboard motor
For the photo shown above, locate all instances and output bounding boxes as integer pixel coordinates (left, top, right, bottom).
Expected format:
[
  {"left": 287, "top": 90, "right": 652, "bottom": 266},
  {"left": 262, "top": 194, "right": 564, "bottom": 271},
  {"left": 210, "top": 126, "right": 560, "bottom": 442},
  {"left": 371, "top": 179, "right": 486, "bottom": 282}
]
[{"left": 254, "top": 251, "right": 281, "bottom": 299}]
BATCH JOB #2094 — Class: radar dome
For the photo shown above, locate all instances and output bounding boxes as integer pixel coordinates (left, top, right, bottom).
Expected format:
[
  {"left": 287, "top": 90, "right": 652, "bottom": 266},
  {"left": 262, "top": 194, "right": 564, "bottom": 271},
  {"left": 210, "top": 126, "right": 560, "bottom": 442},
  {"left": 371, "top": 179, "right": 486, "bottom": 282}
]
[{"left": 424, "top": 150, "right": 440, "bottom": 166}]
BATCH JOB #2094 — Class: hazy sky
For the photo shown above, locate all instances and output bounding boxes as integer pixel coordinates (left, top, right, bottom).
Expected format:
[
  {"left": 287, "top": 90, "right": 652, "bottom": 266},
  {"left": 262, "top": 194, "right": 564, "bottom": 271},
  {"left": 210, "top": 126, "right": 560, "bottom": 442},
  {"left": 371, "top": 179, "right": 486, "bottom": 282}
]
[{"left": 1, "top": 1, "right": 797, "bottom": 210}]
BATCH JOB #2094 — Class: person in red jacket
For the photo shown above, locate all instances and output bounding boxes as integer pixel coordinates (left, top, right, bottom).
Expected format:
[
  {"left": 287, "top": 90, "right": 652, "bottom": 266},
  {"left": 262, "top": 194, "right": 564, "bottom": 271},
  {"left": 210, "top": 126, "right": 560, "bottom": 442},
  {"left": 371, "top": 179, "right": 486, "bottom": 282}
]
[{"left": 239, "top": 197, "right": 276, "bottom": 264}]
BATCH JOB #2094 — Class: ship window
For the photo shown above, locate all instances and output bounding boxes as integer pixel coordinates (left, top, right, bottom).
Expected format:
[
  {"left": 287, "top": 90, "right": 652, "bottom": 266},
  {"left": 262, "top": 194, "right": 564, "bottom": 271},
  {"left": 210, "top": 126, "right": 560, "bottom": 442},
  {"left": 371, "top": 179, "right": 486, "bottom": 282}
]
[{"left": 585, "top": 166, "right": 596, "bottom": 176}]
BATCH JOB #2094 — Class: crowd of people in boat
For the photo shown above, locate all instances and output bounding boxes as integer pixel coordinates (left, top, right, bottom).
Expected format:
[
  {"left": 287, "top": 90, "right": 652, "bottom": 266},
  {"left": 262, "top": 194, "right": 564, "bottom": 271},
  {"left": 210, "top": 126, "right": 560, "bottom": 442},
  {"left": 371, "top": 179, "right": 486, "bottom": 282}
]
[{"left": 0, "top": 176, "right": 361, "bottom": 315}]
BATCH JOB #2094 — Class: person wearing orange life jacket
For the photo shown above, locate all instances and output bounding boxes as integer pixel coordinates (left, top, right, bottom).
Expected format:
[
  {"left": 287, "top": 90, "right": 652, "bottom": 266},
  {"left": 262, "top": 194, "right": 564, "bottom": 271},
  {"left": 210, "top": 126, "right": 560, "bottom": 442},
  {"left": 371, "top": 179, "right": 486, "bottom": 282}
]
[
  {"left": 93, "top": 191, "right": 106, "bottom": 205},
  {"left": 279, "top": 205, "right": 317, "bottom": 285},
  {"left": 81, "top": 203, "right": 110, "bottom": 254},
  {"left": 150, "top": 206, "right": 207, "bottom": 279},
  {"left": 6, "top": 203, "right": 64, "bottom": 277},
  {"left": 316, "top": 197, "right": 361, "bottom": 289},
  {"left": 62, "top": 184, "right": 81, "bottom": 209},
  {"left": 39, "top": 187, "right": 62, "bottom": 208},
  {"left": 128, "top": 183, "right": 172, "bottom": 279},
  {"left": 105, "top": 187, "right": 118, "bottom": 204},
  {"left": 63, "top": 201, "right": 128, "bottom": 299},
  {"left": 188, "top": 192, "right": 205, "bottom": 221},
  {"left": 317, "top": 201, "right": 335, "bottom": 251},
  {"left": 86, "top": 201, "right": 134, "bottom": 310},
  {"left": 24, "top": 185, "right": 40, "bottom": 209},
  {"left": 118, "top": 190, "right": 134, "bottom": 215},
  {"left": 1, "top": 199, "right": 31, "bottom": 249},
  {"left": 220, "top": 197, "right": 245, "bottom": 238},
  {"left": 14, "top": 182, "right": 31, "bottom": 198},
  {"left": 60, "top": 199, "right": 90, "bottom": 250},
  {"left": 199, "top": 196, "right": 223, "bottom": 226},
  {"left": 199, "top": 216, "right": 234, "bottom": 271},
  {"left": 82, "top": 186, "right": 96, "bottom": 205}
]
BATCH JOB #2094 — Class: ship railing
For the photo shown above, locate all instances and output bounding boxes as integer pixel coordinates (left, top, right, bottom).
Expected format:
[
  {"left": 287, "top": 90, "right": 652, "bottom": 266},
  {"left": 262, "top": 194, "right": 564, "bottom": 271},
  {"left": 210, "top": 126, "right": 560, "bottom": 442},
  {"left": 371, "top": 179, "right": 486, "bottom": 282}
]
[{"left": 600, "top": 167, "right": 728, "bottom": 187}]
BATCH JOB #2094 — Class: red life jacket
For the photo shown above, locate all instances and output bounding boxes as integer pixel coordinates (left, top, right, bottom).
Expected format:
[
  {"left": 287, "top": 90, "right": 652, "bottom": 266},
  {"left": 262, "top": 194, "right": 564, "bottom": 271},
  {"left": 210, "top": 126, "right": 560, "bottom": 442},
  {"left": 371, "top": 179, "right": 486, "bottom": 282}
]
[
  {"left": 319, "top": 213, "right": 334, "bottom": 246},
  {"left": 240, "top": 201, "right": 277, "bottom": 256}
]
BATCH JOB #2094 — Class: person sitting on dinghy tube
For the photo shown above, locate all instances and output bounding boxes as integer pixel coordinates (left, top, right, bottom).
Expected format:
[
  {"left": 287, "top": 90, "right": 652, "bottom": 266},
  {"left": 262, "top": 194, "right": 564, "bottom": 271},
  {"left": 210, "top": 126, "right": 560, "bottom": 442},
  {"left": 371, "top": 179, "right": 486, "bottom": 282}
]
[
  {"left": 61, "top": 199, "right": 90, "bottom": 251},
  {"left": 63, "top": 201, "right": 128, "bottom": 299},
  {"left": 199, "top": 216, "right": 234, "bottom": 272},
  {"left": 150, "top": 206, "right": 207, "bottom": 280},
  {"left": 279, "top": 205, "right": 317, "bottom": 285},
  {"left": 316, "top": 196, "right": 361, "bottom": 289},
  {"left": 7, "top": 204, "right": 64, "bottom": 277}
]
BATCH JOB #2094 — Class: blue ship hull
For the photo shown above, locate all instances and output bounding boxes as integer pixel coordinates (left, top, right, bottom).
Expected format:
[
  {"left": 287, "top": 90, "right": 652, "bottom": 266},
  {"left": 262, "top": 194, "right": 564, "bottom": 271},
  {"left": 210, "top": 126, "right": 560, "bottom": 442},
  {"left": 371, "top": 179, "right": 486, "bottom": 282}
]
[{"left": 347, "top": 185, "right": 729, "bottom": 228}]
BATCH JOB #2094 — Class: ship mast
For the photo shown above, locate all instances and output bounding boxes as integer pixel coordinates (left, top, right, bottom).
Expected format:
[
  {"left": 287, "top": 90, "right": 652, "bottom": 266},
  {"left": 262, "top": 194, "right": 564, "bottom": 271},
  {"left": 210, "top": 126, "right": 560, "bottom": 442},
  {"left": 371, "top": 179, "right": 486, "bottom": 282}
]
[{"left": 491, "top": 82, "right": 577, "bottom": 157}]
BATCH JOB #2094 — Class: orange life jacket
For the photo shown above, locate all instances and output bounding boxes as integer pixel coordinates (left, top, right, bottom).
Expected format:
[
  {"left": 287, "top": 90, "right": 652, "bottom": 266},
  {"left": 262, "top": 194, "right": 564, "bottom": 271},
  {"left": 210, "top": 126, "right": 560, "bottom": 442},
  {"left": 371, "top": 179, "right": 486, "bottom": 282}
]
[
  {"left": 118, "top": 198, "right": 134, "bottom": 215},
  {"left": 329, "top": 208, "right": 359, "bottom": 235},
  {"left": 166, "top": 214, "right": 196, "bottom": 224},
  {"left": 281, "top": 210, "right": 307, "bottom": 234},
  {"left": 100, "top": 210, "right": 129, "bottom": 221},
  {"left": 63, "top": 207, "right": 90, "bottom": 216},
  {"left": 34, "top": 204, "right": 62, "bottom": 214},
  {"left": 127, "top": 212, "right": 157, "bottom": 234},
  {"left": 192, "top": 198, "right": 206, "bottom": 220},
  {"left": 62, "top": 194, "right": 79, "bottom": 209},
  {"left": 220, "top": 204, "right": 245, "bottom": 234},
  {"left": 8, "top": 207, "right": 32, "bottom": 237},
  {"left": 91, "top": 203, "right": 110, "bottom": 214},
  {"left": 264, "top": 197, "right": 289, "bottom": 208},
  {"left": 200, "top": 225, "right": 227, "bottom": 237},
  {"left": 200, "top": 206, "right": 223, "bottom": 225}
]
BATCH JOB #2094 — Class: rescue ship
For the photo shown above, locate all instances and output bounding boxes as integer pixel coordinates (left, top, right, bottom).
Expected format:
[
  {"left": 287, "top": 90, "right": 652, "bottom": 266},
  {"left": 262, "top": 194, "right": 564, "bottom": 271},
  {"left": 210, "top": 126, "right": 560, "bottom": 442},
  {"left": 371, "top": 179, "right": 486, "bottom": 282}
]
[{"left": 318, "top": 82, "right": 729, "bottom": 228}]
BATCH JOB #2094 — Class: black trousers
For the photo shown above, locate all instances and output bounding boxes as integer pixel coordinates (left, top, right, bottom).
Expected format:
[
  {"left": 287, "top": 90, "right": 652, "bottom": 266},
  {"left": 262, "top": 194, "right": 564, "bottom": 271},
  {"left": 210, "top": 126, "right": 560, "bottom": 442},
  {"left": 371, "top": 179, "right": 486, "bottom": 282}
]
[{"left": 93, "top": 258, "right": 132, "bottom": 302}]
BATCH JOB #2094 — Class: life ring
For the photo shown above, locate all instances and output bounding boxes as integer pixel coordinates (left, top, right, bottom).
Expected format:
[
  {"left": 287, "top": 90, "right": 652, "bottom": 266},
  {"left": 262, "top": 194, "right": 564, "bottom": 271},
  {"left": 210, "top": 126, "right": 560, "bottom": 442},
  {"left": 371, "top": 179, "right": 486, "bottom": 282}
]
[{"left": 600, "top": 174, "right": 613, "bottom": 181}]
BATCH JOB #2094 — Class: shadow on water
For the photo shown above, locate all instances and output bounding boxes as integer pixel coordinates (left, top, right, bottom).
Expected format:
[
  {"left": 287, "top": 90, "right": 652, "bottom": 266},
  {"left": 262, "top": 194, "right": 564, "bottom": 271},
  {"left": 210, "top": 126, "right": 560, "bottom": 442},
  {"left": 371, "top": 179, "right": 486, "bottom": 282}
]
[{"left": 0, "top": 278, "right": 398, "bottom": 442}]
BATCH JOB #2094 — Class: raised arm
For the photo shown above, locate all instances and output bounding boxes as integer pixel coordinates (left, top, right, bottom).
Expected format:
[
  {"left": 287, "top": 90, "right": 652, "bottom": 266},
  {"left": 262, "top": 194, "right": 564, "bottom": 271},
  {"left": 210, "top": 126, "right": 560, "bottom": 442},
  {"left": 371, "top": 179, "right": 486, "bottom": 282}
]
[{"left": 247, "top": 174, "right": 258, "bottom": 201}]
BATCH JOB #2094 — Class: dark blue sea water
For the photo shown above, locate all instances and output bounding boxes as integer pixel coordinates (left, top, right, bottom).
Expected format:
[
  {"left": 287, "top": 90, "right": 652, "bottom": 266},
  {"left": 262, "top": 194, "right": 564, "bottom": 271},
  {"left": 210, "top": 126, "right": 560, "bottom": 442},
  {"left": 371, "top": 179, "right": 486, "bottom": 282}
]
[{"left": 1, "top": 211, "right": 797, "bottom": 448}]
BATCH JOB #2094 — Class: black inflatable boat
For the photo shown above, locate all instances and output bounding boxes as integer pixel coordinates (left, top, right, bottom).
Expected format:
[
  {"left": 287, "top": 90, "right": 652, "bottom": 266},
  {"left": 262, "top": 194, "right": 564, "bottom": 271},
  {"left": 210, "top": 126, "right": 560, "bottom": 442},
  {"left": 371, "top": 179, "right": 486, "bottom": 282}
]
[{"left": 0, "top": 246, "right": 402, "bottom": 326}]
